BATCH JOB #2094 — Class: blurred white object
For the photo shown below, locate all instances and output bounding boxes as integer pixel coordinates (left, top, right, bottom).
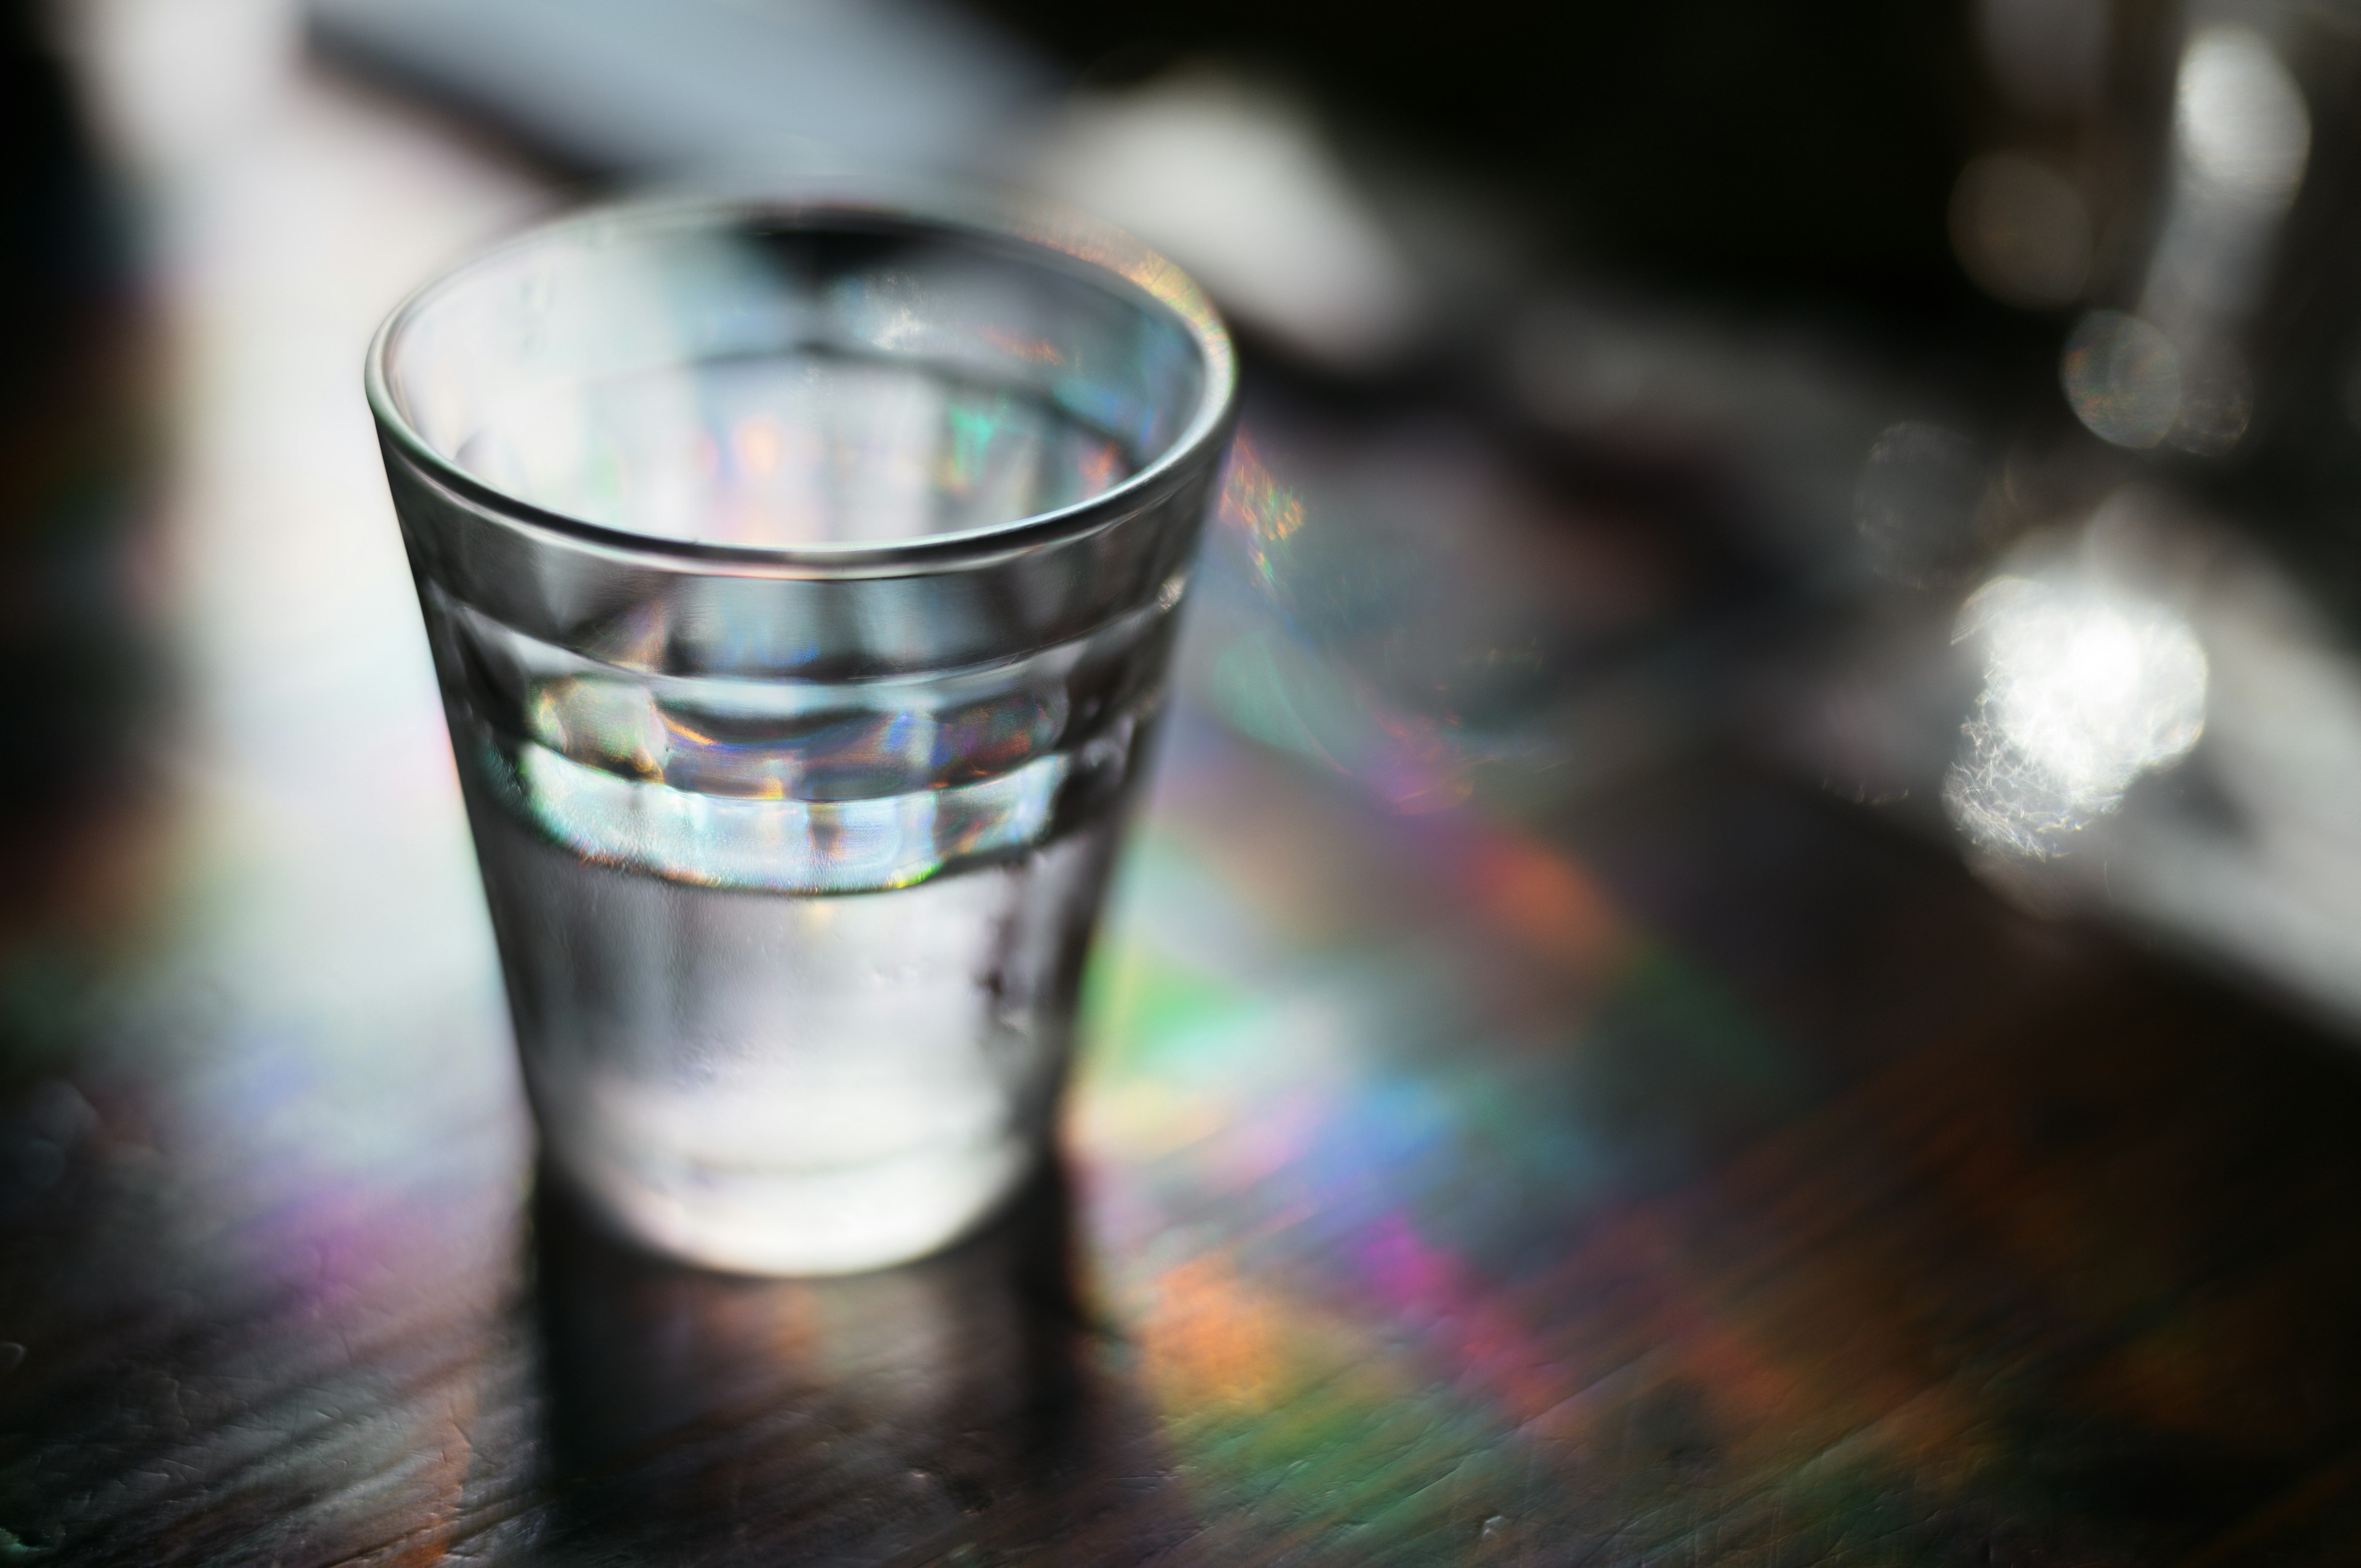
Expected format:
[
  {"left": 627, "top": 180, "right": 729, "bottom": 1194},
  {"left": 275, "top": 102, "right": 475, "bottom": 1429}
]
[
  {"left": 307, "top": 0, "right": 1046, "bottom": 177},
  {"left": 1781, "top": 484, "right": 2361, "bottom": 1035},
  {"left": 2171, "top": 26, "right": 2309, "bottom": 202},
  {"left": 2117, "top": 560, "right": 2361, "bottom": 1024},
  {"left": 1021, "top": 71, "right": 1425, "bottom": 370},
  {"left": 55, "top": 0, "right": 304, "bottom": 164},
  {"left": 2068, "top": 23, "right": 2314, "bottom": 457},
  {"left": 1945, "top": 569, "right": 2208, "bottom": 859}
]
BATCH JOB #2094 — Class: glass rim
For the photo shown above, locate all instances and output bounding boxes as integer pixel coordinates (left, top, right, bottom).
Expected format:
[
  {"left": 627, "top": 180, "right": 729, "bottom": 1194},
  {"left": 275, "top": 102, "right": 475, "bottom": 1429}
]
[{"left": 363, "top": 185, "right": 1239, "bottom": 579}]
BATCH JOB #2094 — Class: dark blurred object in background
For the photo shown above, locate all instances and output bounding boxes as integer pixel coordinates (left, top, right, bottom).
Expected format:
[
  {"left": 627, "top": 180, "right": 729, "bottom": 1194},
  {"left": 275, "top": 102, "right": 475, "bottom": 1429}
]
[
  {"left": 0, "top": 0, "right": 153, "bottom": 805},
  {"left": 0, "top": 0, "right": 164, "bottom": 1065},
  {"left": 972, "top": 0, "right": 1987, "bottom": 325}
]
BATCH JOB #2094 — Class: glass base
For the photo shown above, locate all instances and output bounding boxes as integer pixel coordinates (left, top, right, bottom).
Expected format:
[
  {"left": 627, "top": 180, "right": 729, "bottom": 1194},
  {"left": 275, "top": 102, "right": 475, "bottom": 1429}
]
[{"left": 544, "top": 1128, "right": 1041, "bottom": 1277}]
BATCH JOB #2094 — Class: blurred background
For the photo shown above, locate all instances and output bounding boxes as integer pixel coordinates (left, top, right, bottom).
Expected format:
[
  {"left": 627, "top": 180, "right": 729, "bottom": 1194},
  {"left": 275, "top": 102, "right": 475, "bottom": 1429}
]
[
  {"left": 12, "top": 0, "right": 2361, "bottom": 1051},
  {"left": 11, "top": 0, "right": 2361, "bottom": 1560},
  {"left": 192, "top": 0, "right": 2361, "bottom": 1025}
]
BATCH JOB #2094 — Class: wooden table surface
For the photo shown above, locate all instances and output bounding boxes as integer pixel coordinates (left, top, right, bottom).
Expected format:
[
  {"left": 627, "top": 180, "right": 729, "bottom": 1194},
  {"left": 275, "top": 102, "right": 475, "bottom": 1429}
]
[{"left": 5, "top": 22, "right": 2361, "bottom": 1568}]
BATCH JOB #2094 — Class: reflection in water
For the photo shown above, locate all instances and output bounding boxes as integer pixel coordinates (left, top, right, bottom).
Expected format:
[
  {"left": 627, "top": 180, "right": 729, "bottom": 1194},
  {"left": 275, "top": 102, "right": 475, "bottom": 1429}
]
[{"left": 1945, "top": 569, "right": 2208, "bottom": 859}]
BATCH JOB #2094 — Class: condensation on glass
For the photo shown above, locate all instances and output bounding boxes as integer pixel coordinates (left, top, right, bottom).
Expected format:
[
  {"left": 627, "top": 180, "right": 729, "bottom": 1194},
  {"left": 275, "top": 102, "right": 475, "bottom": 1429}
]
[{"left": 368, "top": 195, "right": 1236, "bottom": 1273}]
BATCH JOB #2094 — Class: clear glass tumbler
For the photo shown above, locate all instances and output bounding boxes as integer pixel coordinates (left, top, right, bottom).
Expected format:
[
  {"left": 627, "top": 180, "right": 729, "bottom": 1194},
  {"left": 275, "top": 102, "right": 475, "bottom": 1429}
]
[{"left": 365, "top": 192, "right": 1236, "bottom": 1274}]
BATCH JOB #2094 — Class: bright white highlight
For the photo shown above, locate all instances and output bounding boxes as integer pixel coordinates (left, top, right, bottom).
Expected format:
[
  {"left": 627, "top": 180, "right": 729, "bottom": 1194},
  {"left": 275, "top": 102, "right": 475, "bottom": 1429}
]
[
  {"left": 1945, "top": 573, "right": 2209, "bottom": 858},
  {"left": 2176, "top": 28, "right": 2309, "bottom": 202}
]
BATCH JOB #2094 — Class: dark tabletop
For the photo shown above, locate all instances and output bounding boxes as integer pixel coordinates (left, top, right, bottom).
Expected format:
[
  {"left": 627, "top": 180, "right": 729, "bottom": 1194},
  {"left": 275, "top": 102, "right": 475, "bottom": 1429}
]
[
  {"left": 11, "top": 693, "right": 2361, "bottom": 1567},
  {"left": 7, "top": 20, "right": 2361, "bottom": 1568}
]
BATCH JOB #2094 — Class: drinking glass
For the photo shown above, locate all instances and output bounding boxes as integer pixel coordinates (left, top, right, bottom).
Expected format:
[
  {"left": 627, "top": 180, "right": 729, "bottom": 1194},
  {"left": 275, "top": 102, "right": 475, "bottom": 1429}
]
[{"left": 365, "top": 191, "right": 1236, "bottom": 1274}]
